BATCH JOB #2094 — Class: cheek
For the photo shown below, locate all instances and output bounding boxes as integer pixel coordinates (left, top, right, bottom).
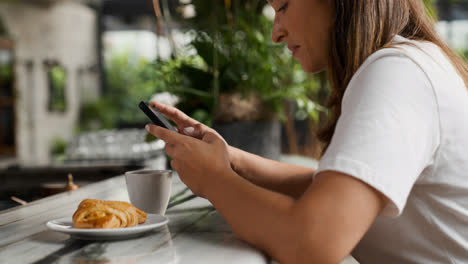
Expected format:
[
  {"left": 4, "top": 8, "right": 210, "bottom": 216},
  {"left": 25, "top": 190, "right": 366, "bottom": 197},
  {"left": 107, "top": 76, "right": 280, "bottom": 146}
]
[
  {"left": 292, "top": 29, "right": 328, "bottom": 72},
  {"left": 294, "top": 2, "right": 332, "bottom": 73}
]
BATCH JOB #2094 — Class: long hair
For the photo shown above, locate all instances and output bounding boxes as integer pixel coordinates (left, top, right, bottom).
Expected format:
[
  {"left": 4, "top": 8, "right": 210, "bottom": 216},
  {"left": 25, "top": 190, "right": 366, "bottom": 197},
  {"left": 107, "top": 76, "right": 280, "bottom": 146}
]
[{"left": 318, "top": 0, "right": 468, "bottom": 154}]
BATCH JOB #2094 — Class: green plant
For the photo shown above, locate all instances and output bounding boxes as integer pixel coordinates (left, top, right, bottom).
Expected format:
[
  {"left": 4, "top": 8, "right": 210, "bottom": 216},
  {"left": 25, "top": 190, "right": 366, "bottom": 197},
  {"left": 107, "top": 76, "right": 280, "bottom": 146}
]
[
  {"left": 79, "top": 1, "right": 324, "bottom": 131},
  {"left": 143, "top": 55, "right": 215, "bottom": 124},
  {"left": 0, "top": 15, "right": 9, "bottom": 37},
  {"left": 424, "top": 0, "right": 438, "bottom": 19},
  {"left": 0, "top": 63, "right": 12, "bottom": 84},
  {"left": 50, "top": 137, "right": 67, "bottom": 155},
  {"left": 79, "top": 53, "right": 164, "bottom": 131},
  {"left": 150, "top": 1, "right": 323, "bottom": 124},
  {"left": 50, "top": 136, "right": 67, "bottom": 163},
  {"left": 48, "top": 66, "right": 67, "bottom": 112}
]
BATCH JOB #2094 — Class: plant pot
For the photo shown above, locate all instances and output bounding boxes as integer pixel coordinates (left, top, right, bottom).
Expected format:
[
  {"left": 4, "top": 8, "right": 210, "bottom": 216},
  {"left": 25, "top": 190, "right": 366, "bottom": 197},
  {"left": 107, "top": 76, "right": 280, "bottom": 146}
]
[
  {"left": 214, "top": 93, "right": 275, "bottom": 122},
  {"left": 212, "top": 92, "right": 281, "bottom": 160},
  {"left": 213, "top": 120, "right": 281, "bottom": 161}
]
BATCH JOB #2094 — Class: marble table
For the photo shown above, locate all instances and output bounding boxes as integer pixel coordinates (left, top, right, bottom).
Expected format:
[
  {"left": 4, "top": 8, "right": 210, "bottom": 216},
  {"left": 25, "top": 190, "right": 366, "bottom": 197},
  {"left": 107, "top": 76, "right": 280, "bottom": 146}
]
[{"left": 0, "top": 172, "right": 358, "bottom": 264}]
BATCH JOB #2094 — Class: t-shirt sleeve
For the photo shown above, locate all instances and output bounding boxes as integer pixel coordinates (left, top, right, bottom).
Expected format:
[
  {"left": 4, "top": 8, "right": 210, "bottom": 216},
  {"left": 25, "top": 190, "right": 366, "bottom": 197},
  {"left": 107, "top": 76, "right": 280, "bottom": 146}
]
[{"left": 315, "top": 53, "right": 439, "bottom": 217}]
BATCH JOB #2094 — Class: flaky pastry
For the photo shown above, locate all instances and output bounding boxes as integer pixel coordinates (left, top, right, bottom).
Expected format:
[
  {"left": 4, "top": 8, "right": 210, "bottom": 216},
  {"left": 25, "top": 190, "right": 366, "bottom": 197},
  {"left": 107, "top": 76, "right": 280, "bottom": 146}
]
[{"left": 72, "top": 199, "right": 147, "bottom": 229}]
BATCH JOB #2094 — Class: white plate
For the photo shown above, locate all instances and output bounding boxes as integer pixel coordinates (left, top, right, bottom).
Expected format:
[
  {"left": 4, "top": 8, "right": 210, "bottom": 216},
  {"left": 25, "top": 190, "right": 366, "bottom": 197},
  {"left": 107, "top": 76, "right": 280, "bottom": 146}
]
[{"left": 46, "top": 214, "right": 169, "bottom": 240}]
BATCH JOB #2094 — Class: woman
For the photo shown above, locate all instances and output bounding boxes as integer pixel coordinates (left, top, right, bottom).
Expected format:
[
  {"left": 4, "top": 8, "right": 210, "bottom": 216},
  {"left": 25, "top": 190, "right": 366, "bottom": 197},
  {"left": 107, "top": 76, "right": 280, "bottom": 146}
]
[{"left": 146, "top": 0, "right": 468, "bottom": 263}]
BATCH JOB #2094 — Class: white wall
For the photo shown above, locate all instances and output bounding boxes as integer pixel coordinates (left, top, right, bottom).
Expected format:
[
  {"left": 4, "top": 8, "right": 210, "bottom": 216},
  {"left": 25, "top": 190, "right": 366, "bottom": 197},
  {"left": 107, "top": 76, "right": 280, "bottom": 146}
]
[
  {"left": 437, "top": 20, "right": 468, "bottom": 50},
  {"left": 0, "top": 1, "right": 98, "bottom": 166}
]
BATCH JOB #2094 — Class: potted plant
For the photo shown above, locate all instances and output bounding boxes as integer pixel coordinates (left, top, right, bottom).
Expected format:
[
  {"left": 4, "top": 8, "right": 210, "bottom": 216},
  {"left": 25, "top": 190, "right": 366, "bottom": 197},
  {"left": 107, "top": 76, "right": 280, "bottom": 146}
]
[{"left": 149, "top": 0, "right": 323, "bottom": 160}]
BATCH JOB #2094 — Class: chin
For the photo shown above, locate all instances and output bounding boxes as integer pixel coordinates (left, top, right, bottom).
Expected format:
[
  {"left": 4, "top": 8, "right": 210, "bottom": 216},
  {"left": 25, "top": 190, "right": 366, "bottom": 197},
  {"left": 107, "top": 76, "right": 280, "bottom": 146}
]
[
  {"left": 300, "top": 61, "right": 326, "bottom": 74},
  {"left": 295, "top": 53, "right": 327, "bottom": 74}
]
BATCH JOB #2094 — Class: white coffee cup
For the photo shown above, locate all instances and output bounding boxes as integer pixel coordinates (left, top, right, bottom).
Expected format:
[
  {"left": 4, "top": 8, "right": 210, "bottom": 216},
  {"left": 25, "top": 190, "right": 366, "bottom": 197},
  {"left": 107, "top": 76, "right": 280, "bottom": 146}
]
[{"left": 125, "top": 169, "right": 172, "bottom": 215}]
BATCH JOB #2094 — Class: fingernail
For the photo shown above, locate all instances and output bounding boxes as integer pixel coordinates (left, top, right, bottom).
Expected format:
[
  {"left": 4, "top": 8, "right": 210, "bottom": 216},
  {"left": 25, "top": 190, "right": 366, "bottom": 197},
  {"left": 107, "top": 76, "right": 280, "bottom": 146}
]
[
  {"left": 183, "top": 127, "right": 195, "bottom": 134},
  {"left": 145, "top": 124, "right": 150, "bottom": 132}
]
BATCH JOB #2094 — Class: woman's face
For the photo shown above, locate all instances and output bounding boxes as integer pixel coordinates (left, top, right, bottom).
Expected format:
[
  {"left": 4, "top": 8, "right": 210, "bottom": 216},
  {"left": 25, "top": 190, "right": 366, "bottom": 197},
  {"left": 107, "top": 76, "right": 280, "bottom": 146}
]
[{"left": 269, "top": 0, "right": 334, "bottom": 73}]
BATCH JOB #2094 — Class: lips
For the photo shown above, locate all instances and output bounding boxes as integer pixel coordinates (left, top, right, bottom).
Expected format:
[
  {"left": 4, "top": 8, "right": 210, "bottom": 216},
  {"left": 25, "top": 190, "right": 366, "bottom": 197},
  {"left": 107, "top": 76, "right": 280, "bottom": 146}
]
[{"left": 288, "top": 45, "right": 300, "bottom": 56}]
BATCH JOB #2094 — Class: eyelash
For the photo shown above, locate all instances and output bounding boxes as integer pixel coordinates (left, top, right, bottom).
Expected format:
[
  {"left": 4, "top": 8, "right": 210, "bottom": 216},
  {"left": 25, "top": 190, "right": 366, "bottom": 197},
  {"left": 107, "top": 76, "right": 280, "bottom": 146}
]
[{"left": 278, "top": 2, "right": 288, "bottom": 13}]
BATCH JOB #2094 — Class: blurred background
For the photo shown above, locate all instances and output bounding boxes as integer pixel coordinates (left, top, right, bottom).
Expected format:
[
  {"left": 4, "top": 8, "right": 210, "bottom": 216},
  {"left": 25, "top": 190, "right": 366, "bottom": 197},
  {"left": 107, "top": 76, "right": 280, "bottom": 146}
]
[{"left": 0, "top": 0, "right": 466, "bottom": 209}]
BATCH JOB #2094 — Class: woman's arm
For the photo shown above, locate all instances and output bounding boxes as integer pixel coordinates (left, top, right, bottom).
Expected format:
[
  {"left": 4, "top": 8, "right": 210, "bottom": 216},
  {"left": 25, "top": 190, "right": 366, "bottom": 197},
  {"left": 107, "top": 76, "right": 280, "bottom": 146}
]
[
  {"left": 150, "top": 101, "right": 315, "bottom": 198},
  {"left": 147, "top": 125, "right": 388, "bottom": 264},
  {"left": 229, "top": 146, "right": 315, "bottom": 199},
  {"left": 208, "top": 169, "right": 387, "bottom": 264}
]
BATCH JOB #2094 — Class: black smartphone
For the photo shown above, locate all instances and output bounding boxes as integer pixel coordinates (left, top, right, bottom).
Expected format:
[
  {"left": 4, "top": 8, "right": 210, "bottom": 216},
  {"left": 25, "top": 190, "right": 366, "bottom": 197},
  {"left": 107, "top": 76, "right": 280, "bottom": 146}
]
[{"left": 139, "top": 101, "right": 177, "bottom": 132}]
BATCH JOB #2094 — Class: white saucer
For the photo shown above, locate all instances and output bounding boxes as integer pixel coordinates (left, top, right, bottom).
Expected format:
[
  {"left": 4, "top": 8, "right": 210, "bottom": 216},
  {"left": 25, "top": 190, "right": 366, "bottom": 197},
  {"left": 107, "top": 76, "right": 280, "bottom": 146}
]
[{"left": 46, "top": 214, "right": 169, "bottom": 240}]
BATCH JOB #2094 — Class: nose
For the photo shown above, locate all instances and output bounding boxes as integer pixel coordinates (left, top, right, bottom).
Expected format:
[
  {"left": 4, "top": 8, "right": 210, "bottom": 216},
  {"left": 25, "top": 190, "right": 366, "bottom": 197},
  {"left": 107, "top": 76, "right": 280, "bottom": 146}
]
[{"left": 272, "top": 16, "right": 286, "bottom": 43}]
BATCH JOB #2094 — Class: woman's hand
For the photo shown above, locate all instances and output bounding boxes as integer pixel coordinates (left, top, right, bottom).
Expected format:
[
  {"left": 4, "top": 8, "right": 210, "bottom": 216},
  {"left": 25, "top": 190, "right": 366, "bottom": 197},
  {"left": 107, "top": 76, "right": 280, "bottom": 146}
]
[
  {"left": 146, "top": 124, "right": 234, "bottom": 198},
  {"left": 150, "top": 101, "right": 222, "bottom": 141},
  {"left": 149, "top": 101, "right": 242, "bottom": 171}
]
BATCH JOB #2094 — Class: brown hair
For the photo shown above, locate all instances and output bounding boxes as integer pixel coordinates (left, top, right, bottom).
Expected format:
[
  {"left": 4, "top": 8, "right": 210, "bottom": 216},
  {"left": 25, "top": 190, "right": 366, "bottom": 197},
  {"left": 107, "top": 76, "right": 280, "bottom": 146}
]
[{"left": 318, "top": 0, "right": 468, "bottom": 154}]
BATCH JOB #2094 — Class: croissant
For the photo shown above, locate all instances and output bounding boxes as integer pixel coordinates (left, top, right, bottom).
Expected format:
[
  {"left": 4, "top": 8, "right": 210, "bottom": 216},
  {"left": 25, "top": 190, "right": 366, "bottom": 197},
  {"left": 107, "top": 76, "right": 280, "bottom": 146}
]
[{"left": 72, "top": 199, "right": 147, "bottom": 229}]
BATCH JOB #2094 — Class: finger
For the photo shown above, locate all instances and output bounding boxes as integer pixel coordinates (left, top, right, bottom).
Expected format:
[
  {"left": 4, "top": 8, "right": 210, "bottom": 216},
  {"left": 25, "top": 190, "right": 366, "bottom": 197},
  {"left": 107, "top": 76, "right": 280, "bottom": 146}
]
[
  {"left": 182, "top": 127, "right": 200, "bottom": 138},
  {"left": 146, "top": 124, "right": 183, "bottom": 144},
  {"left": 164, "top": 143, "right": 177, "bottom": 157},
  {"left": 202, "top": 131, "right": 221, "bottom": 144},
  {"left": 182, "top": 124, "right": 205, "bottom": 139},
  {"left": 150, "top": 102, "right": 209, "bottom": 140},
  {"left": 150, "top": 101, "right": 199, "bottom": 127},
  {"left": 183, "top": 126, "right": 195, "bottom": 135}
]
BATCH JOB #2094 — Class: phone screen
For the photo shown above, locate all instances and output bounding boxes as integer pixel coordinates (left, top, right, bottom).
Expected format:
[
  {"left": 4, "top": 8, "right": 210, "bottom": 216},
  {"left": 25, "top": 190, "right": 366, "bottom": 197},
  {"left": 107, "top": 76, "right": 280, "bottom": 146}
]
[{"left": 139, "top": 101, "right": 177, "bottom": 132}]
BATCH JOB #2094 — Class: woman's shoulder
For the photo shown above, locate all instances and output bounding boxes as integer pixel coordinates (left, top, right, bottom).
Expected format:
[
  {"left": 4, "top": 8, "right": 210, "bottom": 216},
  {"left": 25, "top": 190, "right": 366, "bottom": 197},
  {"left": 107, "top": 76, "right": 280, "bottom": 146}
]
[
  {"left": 361, "top": 35, "right": 449, "bottom": 75},
  {"left": 348, "top": 40, "right": 432, "bottom": 92},
  {"left": 351, "top": 35, "right": 458, "bottom": 93},
  {"left": 344, "top": 38, "right": 439, "bottom": 113}
]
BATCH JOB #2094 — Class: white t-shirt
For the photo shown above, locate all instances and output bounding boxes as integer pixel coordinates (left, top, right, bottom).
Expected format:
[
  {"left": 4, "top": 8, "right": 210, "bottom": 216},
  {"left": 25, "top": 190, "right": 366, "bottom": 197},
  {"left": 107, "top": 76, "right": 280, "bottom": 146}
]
[{"left": 315, "top": 35, "right": 468, "bottom": 263}]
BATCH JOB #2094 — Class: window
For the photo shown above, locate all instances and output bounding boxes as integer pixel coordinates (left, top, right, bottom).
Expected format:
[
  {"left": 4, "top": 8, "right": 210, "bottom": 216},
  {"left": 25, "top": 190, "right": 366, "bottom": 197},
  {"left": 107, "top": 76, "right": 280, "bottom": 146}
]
[
  {"left": 0, "top": 37, "right": 15, "bottom": 155},
  {"left": 46, "top": 63, "right": 67, "bottom": 112}
]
